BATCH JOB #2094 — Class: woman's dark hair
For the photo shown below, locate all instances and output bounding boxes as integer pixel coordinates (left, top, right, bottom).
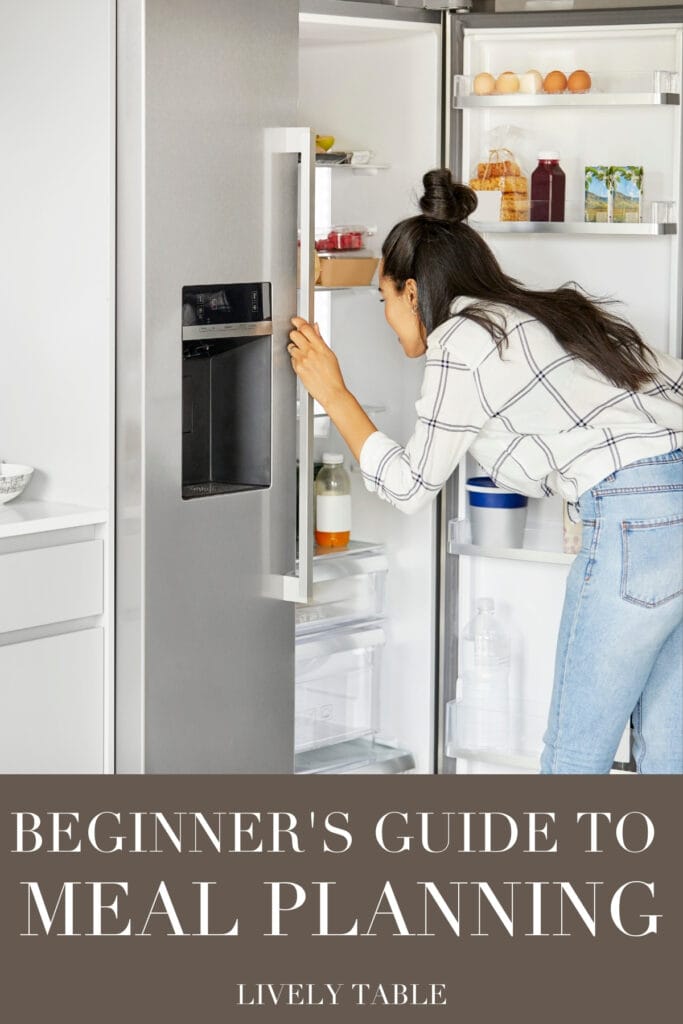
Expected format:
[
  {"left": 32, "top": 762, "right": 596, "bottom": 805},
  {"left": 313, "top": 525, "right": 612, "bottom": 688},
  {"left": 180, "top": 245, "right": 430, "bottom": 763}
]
[{"left": 381, "top": 168, "right": 658, "bottom": 391}]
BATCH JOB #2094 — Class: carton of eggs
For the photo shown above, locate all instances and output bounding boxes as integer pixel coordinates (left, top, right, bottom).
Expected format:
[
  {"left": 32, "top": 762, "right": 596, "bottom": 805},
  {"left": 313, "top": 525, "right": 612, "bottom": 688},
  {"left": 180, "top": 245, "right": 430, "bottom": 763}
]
[{"left": 472, "top": 69, "right": 591, "bottom": 96}]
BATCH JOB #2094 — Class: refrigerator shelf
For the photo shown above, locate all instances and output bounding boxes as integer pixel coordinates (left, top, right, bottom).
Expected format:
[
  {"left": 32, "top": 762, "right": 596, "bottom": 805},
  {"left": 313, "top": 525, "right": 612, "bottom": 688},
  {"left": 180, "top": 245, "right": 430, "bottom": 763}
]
[
  {"left": 311, "top": 539, "right": 385, "bottom": 562},
  {"left": 316, "top": 163, "right": 390, "bottom": 174},
  {"left": 314, "top": 285, "right": 378, "bottom": 293},
  {"left": 295, "top": 737, "right": 415, "bottom": 774},
  {"left": 454, "top": 93, "right": 680, "bottom": 109},
  {"left": 471, "top": 221, "right": 677, "bottom": 236}
]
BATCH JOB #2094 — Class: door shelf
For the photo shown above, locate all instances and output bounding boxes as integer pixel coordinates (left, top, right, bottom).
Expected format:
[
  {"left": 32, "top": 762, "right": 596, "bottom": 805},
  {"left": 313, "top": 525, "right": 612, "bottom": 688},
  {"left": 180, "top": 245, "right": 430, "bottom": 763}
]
[
  {"left": 454, "top": 93, "right": 680, "bottom": 109},
  {"left": 295, "top": 737, "right": 414, "bottom": 774},
  {"left": 448, "top": 519, "right": 574, "bottom": 566},
  {"left": 471, "top": 221, "right": 677, "bottom": 236},
  {"left": 448, "top": 746, "right": 539, "bottom": 772}
]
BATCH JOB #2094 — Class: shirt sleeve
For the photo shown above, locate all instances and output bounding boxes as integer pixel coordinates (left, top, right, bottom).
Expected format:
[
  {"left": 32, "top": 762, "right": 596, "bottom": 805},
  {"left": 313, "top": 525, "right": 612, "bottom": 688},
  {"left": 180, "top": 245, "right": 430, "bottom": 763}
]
[{"left": 359, "top": 322, "right": 494, "bottom": 515}]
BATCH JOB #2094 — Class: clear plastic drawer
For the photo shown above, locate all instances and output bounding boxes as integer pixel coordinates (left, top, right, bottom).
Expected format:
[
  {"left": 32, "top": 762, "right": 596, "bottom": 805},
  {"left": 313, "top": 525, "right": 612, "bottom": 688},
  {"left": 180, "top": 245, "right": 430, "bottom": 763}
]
[
  {"left": 295, "top": 544, "right": 387, "bottom": 635},
  {"left": 295, "top": 624, "right": 385, "bottom": 753}
]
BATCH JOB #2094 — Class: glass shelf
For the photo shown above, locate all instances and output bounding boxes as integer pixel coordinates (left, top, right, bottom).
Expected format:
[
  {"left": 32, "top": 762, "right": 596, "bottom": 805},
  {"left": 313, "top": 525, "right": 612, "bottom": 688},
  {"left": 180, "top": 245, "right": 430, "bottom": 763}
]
[
  {"left": 471, "top": 221, "right": 677, "bottom": 236},
  {"left": 316, "top": 162, "right": 390, "bottom": 173},
  {"left": 314, "top": 285, "right": 378, "bottom": 293}
]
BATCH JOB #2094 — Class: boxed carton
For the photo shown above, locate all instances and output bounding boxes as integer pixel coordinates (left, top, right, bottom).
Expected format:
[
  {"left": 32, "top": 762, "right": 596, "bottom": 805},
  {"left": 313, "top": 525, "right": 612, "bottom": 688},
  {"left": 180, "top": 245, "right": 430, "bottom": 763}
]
[
  {"left": 317, "top": 254, "right": 379, "bottom": 288},
  {"left": 585, "top": 165, "right": 644, "bottom": 222},
  {"left": 584, "top": 166, "right": 610, "bottom": 222},
  {"left": 611, "top": 165, "right": 644, "bottom": 223}
]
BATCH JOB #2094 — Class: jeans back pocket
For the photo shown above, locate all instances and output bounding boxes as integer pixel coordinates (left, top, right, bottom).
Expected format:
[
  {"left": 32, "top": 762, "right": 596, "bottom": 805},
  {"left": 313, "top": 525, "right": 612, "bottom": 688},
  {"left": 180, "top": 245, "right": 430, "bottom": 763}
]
[{"left": 621, "top": 516, "right": 683, "bottom": 608}]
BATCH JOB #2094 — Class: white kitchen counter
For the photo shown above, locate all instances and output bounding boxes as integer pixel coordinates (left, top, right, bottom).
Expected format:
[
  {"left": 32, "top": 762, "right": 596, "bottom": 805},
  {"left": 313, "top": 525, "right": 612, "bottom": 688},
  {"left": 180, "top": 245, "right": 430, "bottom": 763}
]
[{"left": 0, "top": 499, "right": 107, "bottom": 539}]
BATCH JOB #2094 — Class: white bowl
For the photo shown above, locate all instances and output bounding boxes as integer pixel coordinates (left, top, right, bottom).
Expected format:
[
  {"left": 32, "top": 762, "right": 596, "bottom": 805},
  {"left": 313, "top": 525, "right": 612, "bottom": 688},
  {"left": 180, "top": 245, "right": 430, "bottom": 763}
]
[{"left": 0, "top": 463, "right": 34, "bottom": 504}]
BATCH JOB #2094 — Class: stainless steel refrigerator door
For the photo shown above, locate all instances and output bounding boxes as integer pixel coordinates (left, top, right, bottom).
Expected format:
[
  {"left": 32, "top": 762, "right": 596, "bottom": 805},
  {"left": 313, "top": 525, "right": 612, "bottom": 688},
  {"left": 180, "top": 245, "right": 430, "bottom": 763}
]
[{"left": 116, "top": 0, "right": 300, "bottom": 772}]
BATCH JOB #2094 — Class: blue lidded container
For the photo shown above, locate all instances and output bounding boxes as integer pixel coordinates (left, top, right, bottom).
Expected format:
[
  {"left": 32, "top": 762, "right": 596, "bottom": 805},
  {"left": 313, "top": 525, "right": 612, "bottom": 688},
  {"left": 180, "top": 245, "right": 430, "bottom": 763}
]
[{"left": 466, "top": 477, "right": 528, "bottom": 548}]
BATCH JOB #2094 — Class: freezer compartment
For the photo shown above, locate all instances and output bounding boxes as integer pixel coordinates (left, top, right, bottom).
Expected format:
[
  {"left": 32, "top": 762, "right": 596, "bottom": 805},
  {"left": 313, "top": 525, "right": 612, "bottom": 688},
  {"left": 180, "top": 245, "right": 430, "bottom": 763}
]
[
  {"left": 295, "top": 623, "right": 385, "bottom": 752},
  {"left": 295, "top": 542, "right": 388, "bottom": 634}
]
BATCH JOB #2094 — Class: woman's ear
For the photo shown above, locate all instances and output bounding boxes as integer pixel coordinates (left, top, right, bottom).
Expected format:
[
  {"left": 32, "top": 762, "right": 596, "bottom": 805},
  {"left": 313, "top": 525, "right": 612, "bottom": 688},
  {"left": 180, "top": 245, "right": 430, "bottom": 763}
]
[{"left": 405, "top": 278, "right": 419, "bottom": 308}]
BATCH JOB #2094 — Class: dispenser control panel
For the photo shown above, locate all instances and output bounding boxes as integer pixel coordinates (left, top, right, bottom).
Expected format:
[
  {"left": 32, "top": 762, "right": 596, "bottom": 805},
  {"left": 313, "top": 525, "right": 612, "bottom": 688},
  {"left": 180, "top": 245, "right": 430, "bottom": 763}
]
[{"left": 182, "top": 282, "right": 272, "bottom": 340}]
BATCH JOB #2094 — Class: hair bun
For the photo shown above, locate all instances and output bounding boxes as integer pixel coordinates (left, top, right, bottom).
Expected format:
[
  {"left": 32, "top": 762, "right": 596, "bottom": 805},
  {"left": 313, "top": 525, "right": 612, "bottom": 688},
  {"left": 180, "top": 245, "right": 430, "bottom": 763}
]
[{"left": 419, "top": 168, "right": 477, "bottom": 223}]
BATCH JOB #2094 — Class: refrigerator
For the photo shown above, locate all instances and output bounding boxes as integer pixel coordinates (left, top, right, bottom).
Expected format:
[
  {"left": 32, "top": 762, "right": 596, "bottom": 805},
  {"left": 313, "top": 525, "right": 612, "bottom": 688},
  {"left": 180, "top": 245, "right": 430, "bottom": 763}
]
[{"left": 116, "top": 0, "right": 683, "bottom": 775}]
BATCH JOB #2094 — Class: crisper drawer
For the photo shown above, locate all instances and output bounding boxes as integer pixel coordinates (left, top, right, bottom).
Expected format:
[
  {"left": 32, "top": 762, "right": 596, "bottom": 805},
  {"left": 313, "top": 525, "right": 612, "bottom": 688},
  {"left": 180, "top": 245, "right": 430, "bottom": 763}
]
[
  {"left": 295, "top": 624, "right": 385, "bottom": 753},
  {"left": 0, "top": 629, "right": 104, "bottom": 772},
  {"left": 295, "top": 546, "right": 387, "bottom": 634},
  {"left": 0, "top": 540, "right": 103, "bottom": 634}
]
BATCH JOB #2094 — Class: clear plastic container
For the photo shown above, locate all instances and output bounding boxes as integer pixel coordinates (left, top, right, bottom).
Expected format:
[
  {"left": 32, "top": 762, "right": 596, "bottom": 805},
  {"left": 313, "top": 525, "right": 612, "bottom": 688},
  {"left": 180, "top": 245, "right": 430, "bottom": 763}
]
[
  {"left": 295, "top": 546, "right": 388, "bottom": 634},
  {"left": 315, "top": 453, "right": 351, "bottom": 548},
  {"left": 315, "top": 225, "right": 370, "bottom": 252},
  {"left": 294, "top": 624, "right": 385, "bottom": 752}
]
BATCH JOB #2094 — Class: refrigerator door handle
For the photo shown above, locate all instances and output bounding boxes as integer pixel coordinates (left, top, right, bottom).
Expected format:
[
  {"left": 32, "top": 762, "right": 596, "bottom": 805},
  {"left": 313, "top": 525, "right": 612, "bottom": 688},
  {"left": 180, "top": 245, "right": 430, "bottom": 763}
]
[{"left": 270, "top": 126, "right": 316, "bottom": 604}]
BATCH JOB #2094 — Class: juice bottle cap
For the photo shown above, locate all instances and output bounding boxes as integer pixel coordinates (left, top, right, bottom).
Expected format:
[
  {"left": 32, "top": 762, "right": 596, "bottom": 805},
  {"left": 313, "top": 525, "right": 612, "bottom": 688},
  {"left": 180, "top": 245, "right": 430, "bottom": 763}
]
[
  {"left": 322, "top": 452, "right": 344, "bottom": 465},
  {"left": 538, "top": 150, "right": 561, "bottom": 161}
]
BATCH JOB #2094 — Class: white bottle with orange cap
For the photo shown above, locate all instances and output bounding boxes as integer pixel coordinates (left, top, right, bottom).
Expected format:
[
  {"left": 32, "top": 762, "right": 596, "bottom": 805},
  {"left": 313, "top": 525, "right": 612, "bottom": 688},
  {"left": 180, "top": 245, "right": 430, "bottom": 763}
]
[{"left": 314, "top": 453, "right": 351, "bottom": 549}]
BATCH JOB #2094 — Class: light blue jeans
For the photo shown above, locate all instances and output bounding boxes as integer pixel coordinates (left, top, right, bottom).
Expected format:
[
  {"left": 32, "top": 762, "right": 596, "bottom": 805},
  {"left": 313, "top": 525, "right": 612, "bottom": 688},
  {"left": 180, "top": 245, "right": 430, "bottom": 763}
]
[{"left": 541, "top": 449, "right": 683, "bottom": 774}]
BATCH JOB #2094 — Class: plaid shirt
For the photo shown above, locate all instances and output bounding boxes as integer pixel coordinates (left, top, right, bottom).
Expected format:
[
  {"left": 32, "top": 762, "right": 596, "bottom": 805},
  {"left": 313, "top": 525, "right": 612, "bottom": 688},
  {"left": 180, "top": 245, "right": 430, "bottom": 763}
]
[{"left": 360, "top": 297, "right": 683, "bottom": 511}]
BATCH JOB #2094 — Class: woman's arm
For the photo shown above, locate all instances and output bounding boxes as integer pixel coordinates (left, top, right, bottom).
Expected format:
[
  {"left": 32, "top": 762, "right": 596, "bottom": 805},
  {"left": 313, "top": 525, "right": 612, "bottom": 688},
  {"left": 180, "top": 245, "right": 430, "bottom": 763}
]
[
  {"left": 289, "top": 314, "right": 493, "bottom": 515},
  {"left": 288, "top": 317, "right": 377, "bottom": 460}
]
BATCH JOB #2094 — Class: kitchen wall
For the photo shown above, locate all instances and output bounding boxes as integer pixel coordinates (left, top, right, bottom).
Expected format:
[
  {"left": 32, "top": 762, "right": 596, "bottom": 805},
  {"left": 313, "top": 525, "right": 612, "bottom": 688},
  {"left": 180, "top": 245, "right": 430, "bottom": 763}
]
[{"left": 0, "top": 0, "right": 114, "bottom": 509}]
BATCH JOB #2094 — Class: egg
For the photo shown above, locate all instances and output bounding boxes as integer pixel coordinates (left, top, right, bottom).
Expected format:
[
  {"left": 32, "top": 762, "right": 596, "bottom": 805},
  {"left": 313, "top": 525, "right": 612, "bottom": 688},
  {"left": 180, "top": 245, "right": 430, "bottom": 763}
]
[
  {"left": 495, "top": 71, "right": 520, "bottom": 94},
  {"left": 567, "top": 69, "right": 592, "bottom": 93},
  {"left": 473, "top": 72, "right": 496, "bottom": 96},
  {"left": 520, "top": 69, "right": 544, "bottom": 94},
  {"left": 544, "top": 70, "right": 568, "bottom": 94}
]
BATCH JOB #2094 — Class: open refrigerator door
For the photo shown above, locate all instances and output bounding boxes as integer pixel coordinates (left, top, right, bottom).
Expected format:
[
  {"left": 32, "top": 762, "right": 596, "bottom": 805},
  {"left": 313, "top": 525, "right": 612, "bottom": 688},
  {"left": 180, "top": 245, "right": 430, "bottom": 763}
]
[
  {"left": 296, "top": 1, "right": 444, "bottom": 773},
  {"left": 440, "top": 9, "right": 682, "bottom": 774}
]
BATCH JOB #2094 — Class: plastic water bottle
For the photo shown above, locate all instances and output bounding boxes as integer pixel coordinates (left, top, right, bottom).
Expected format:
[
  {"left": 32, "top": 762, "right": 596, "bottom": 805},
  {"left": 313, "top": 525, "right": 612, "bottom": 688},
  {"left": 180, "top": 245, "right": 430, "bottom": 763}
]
[{"left": 457, "top": 598, "right": 511, "bottom": 752}]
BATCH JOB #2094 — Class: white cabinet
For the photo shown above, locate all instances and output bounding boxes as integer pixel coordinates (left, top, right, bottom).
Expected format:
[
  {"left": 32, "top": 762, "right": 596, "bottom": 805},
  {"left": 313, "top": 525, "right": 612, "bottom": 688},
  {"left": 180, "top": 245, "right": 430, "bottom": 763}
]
[
  {"left": 0, "top": 629, "right": 104, "bottom": 772},
  {"left": 0, "top": 541, "right": 103, "bottom": 634},
  {"left": 0, "top": 510, "right": 110, "bottom": 773}
]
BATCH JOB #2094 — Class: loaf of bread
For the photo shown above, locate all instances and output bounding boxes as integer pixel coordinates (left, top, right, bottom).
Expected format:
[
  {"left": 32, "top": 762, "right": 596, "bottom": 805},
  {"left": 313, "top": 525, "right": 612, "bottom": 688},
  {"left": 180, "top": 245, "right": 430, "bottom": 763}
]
[
  {"left": 477, "top": 160, "right": 521, "bottom": 179},
  {"left": 470, "top": 150, "right": 529, "bottom": 221},
  {"left": 500, "top": 195, "right": 530, "bottom": 221},
  {"left": 470, "top": 175, "right": 528, "bottom": 195}
]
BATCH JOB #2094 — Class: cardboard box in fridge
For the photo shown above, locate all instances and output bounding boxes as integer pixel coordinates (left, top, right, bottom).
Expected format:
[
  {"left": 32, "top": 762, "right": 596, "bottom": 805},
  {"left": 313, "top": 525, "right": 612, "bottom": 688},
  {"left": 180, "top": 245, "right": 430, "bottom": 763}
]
[
  {"left": 317, "top": 255, "right": 379, "bottom": 288},
  {"left": 611, "top": 165, "right": 644, "bottom": 223}
]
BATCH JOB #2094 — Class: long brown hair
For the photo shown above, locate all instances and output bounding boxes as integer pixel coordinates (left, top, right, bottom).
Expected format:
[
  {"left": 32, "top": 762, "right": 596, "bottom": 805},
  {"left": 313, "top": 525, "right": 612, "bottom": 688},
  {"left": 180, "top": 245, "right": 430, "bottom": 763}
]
[{"left": 381, "top": 169, "right": 658, "bottom": 391}]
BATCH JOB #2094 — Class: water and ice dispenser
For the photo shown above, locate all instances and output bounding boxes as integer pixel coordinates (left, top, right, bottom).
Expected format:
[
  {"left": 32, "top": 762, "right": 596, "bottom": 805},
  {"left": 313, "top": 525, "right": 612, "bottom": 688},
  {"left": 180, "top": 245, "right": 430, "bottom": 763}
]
[{"left": 182, "top": 282, "right": 272, "bottom": 499}]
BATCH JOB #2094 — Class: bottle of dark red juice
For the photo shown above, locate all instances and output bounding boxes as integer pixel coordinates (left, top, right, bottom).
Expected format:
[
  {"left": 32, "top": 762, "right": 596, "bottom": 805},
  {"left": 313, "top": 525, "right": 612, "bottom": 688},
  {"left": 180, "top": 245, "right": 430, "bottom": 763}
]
[{"left": 530, "top": 151, "right": 566, "bottom": 222}]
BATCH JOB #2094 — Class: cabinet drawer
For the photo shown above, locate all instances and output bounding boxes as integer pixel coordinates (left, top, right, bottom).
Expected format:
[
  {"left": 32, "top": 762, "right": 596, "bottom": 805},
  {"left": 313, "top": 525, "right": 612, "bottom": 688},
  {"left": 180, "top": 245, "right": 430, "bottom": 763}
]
[
  {"left": 0, "top": 540, "right": 103, "bottom": 633},
  {"left": 0, "top": 629, "right": 104, "bottom": 772}
]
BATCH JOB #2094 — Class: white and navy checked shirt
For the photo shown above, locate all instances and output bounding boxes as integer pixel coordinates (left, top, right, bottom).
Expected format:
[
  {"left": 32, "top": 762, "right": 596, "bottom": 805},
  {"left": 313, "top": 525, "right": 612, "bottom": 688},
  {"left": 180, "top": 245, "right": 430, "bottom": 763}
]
[{"left": 360, "top": 296, "right": 683, "bottom": 511}]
